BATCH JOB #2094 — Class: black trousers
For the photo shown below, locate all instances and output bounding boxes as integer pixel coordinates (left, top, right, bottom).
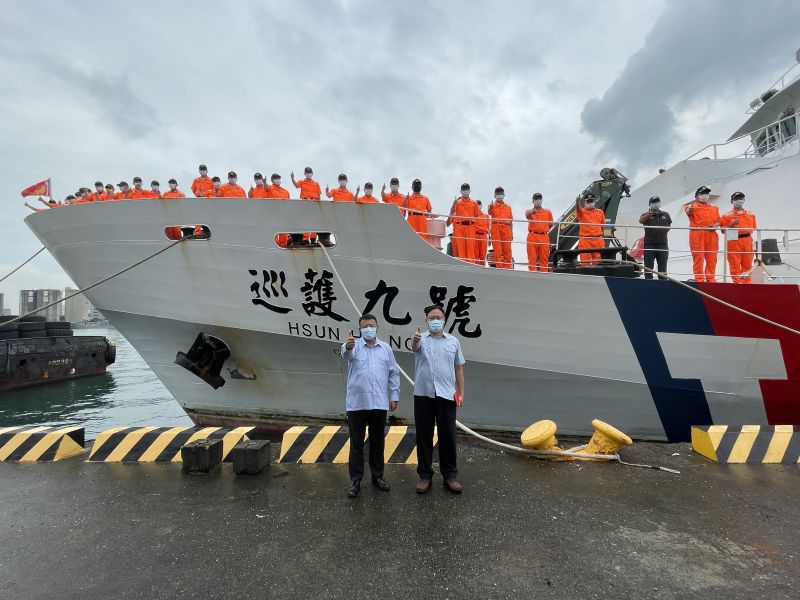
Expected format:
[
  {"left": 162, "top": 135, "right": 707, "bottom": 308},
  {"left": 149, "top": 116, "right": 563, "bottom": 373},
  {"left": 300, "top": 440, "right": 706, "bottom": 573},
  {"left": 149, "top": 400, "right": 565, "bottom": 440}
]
[
  {"left": 347, "top": 409, "right": 386, "bottom": 483},
  {"left": 414, "top": 395, "right": 458, "bottom": 480},
  {"left": 643, "top": 243, "right": 669, "bottom": 279}
]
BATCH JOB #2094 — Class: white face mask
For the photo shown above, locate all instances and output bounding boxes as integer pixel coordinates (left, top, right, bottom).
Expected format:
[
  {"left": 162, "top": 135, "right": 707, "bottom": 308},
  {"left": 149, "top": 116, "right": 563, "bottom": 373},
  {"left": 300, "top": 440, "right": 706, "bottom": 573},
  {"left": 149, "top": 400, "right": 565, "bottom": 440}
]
[
  {"left": 229, "top": 178, "right": 237, "bottom": 184},
  {"left": 495, "top": 194, "right": 504, "bottom": 200},
  {"left": 461, "top": 190, "right": 470, "bottom": 198},
  {"left": 339, "top": 181, "right": 347, "bottom": 187},
  {"left": 169, "top": 183, "right": 177, "bottom": 190},
  {"left": 585, "top": 201, "right": 595, "bottom": 208},
  {"left": 533, "top": 200, "right": 543, "bottom": 208},
  {"left": 255, "top": 179, "right": 263, "bottom": 186},
  {"left": 732, "top": 199, "right": 745, "bottom": 208},
  {"left": 390, "top": 184, "right": 399, "bottom": 192},
  {"left": 200, "top": 170, "right": 208, "bottom": 176},
  {"left": 152, "top": 186, "right": 159, "bottom": 191},
  {"left": 135, "top": 182, "right": 142, "bottom": 189},
  {"left": 305, "top": 173, "right": 313, "bottom": 179},
  {"left": 273, "top": 179, "right": 281, "bottom": 186},
  {"left": 698, "top": 194, "right": 710, "bottom": 202},
  {"left": 213, "top": 182, "right": 220, "bottom": 189},
  {"left": 365, "top": 189, "right": 373, "bottom": 196}
]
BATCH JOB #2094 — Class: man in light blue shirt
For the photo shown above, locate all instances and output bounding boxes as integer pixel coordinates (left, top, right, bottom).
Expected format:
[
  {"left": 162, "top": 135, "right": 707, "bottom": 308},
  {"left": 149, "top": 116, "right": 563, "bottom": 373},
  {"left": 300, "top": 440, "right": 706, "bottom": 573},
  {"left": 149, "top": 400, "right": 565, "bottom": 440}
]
[
  {"left": 412, "top": 304, "right": 466, "bottom": 495},
  {"left": 340, "top": 313, "right": 400, "bottom": 498}
]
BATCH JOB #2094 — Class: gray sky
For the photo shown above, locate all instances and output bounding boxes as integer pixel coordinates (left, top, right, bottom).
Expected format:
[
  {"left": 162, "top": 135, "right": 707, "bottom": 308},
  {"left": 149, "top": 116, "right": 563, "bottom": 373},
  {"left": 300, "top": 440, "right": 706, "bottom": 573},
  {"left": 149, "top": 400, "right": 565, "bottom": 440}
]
[{"left": 1, "top": 0, "right": 798, "bottom": 312}]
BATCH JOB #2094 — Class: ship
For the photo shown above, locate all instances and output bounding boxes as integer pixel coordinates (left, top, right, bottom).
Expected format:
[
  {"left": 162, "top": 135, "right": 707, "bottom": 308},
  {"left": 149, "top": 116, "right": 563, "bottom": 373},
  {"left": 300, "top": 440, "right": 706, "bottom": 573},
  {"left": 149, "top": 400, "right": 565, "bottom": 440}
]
[
  {"left": 22, "top": 53, "right": 800, "bottom": 442},
  {"left": 0, "top": 316, "right": 116, "bottom": 392}
]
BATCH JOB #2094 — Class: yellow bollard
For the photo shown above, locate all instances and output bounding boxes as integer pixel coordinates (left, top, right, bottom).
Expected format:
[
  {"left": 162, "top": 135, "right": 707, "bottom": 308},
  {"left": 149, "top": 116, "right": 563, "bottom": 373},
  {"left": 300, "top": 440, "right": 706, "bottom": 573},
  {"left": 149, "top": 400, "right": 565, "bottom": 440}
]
[
  {"left": 520, "top": 420, "right": 561, "bottom": 450},
  {"left": 575, "top": 419, "right": 632, "bottom": 459}
]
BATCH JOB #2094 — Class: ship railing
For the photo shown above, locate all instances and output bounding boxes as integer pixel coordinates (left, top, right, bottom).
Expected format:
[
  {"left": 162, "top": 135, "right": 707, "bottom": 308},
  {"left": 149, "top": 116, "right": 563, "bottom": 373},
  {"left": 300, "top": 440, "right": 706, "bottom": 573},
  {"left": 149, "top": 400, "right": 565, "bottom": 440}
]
[
  {"left": 745, "top": 61, "right": 800, "bottom": 114},
  {"left": 410, "top": 208, "right": 800, "bottom": 282}
]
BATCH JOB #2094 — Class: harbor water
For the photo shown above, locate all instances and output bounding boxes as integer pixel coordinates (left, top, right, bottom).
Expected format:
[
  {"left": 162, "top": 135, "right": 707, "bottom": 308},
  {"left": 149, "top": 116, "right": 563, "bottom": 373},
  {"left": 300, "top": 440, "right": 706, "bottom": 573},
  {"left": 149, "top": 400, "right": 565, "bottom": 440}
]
[{"left": 0, "top": 326, "right": 191, "bottom": 437}]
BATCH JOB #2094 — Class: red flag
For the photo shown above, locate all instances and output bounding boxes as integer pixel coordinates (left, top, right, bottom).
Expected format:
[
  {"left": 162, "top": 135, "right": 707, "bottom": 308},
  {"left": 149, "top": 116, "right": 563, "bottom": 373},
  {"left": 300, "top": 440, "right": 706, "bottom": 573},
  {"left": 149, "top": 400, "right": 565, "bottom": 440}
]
[{"left": 21, "top": 178, "right": 52, "bottom": 198}]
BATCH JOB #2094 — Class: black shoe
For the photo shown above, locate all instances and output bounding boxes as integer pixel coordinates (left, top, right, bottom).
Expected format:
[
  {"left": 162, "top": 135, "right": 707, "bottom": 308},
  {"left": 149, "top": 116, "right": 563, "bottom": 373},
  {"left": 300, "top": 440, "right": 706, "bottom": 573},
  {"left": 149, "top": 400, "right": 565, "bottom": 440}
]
[
  {"left": 372, "top": 477, "right": 390, "bottom": 492},
  {"left": 347, "top": 481, "right": 360, "bottom": 498},
  {"left": 416, "top": 479, "right": 432, "bottom": 494}
]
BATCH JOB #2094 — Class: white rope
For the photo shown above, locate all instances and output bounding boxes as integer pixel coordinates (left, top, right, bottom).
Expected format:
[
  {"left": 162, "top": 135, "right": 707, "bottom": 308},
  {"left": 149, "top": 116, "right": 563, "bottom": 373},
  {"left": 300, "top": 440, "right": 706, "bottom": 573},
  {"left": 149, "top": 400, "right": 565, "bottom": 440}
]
[{"left": 317, "top": 242, "right": 630, "bottom": 463}]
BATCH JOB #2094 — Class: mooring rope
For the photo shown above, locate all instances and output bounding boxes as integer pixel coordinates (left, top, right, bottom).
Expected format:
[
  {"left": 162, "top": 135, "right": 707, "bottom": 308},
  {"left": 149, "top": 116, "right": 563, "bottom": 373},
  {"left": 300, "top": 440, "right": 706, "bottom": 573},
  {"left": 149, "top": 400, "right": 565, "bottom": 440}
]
[
  {"left": 0, "top": 246, "right": 46, "bottom": 284},
  {"left": 1, "top": 236, "right": 195, "bottom": 328},
  {"left": 315, "top": 242, "right": 684, "bottom": 470}
]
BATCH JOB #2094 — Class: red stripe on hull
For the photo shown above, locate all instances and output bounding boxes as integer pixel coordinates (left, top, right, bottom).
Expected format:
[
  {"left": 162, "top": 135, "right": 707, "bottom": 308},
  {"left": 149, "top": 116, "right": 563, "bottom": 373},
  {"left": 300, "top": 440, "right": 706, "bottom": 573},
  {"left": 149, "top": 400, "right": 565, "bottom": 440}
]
[{"left": 698, "top": 283, "right": 800, "bottom": 424}]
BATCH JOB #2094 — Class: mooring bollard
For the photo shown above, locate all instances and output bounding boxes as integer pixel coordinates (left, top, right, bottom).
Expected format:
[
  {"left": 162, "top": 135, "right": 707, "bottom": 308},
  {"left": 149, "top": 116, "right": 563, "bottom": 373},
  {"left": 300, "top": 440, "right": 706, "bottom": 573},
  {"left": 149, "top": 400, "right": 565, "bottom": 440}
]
[
  {"left": 231, "top": 439, "right": 271, "bottom": 475},
  {"left": 181, "top": 438, "right": 223, "bottom": 473}
]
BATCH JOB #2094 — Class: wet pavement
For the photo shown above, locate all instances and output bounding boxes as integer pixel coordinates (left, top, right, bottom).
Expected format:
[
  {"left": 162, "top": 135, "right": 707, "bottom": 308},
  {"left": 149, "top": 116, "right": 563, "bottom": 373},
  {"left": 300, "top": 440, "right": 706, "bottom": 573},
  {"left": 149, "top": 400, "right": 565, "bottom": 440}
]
[{"left": 1, "top": 440, "right": 798, "bottom": 599}]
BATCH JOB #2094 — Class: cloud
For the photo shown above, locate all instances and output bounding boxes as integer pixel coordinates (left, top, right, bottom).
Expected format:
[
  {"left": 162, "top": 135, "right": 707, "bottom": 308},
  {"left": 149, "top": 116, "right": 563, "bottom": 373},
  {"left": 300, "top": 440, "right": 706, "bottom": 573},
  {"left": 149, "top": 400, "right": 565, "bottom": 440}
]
[{"left": 581, "top": 0, "right": 800, "bottom": 171}]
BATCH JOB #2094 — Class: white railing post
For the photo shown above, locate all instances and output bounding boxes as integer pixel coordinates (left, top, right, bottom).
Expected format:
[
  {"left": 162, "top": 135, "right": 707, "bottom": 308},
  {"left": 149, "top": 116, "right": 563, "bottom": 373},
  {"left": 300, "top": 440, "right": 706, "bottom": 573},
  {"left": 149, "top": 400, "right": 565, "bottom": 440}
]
[
  {"left": 756, "top": 229, "right": 762, "bottom": 263},
  {"left": 722, "top": 228, "right": 728, "bottom": 283}
]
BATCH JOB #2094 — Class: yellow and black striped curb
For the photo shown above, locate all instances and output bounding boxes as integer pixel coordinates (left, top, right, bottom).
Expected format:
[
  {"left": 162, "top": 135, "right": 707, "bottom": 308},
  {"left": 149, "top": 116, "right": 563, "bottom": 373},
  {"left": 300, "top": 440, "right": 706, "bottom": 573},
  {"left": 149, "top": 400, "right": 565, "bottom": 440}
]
[
  {"left": 691, "top": 425, "right": 800, "bottom": 464},
  {"left": 88, "top": 426, "right": 254, "bottom": 462},
  {"left": 277, "top": 425, "right": 437, "bottom": 464},
  {"left": 0, "top": 425, "right": 85, "bottom": 462}
]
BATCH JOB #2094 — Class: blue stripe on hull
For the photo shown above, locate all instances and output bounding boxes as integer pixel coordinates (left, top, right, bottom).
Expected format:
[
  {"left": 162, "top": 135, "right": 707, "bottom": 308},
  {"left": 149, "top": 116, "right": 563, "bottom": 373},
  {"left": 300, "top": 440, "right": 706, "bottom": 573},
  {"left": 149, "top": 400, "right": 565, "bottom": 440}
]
[{"left": 606, "top": 278, "right": 713, "bottom": 442}]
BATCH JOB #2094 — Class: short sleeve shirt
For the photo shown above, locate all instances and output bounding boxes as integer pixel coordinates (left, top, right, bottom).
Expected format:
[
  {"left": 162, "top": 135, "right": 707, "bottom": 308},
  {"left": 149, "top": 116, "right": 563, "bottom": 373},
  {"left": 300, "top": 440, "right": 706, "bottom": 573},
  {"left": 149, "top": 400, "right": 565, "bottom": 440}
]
[{"left": 413, "top": 332, "right": 465, "bottom": 401}]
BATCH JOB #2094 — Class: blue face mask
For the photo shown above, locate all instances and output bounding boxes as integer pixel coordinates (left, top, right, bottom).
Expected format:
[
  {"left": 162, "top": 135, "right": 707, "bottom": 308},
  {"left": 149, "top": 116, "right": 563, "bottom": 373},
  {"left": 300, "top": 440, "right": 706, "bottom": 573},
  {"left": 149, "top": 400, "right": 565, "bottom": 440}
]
[
  {"left": 360, "top": 326, "right": 377, "bottom": 341},
  {"left": 650, "top": 202, "right": 661, "bottom": 209},
  {"left": 428, "top": 319, "right": 445, "bottom": 333}
]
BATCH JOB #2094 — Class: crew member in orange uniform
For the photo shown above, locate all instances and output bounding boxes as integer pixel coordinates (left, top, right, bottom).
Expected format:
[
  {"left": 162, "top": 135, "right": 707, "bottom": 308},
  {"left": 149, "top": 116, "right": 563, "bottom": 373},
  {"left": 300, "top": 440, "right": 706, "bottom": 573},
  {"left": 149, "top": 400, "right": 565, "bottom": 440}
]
[
  {"left": 115, "top": 182, "right": 131, "bottom": 200},
  {"left": 266, "top": 173, "right": 290, "bottom": 199},
  {"left": 209, "top": 177, "right": 221, "bottom": 197},
  {"left": 128, "top": 177, "right": 149, "bottom": 199},
  {"left": 327, "top": 174, "right": 355, "bottom": 202},
  {"left": 381, "top": 178, "right": 404, "bottom": 205},
  {"left": 104, "top": 184, "right": 116, "bottom": 198},
  {"left": 219, "top": 171, "right": 247, "bottom": 197},
  {"left": 89, "top": 181, "right": 110, "bottom": 201},
  {"left": 525, "top": 192, "right": 553, "bottom": 271},
  {"left": 148, "top": 180, "right": 162, "bottom": 198},
  {"left": 355, "top": 182, "right": 379, "bottom": 203},
  {"left": 249, "top": 173, "right": 269, "bottom": 198},
  {"left": 489, "top": 188, "right": 514, "bottom": 269},
  {"left": 291, "top": 167, "right": 322, "bottom": 200},
  {"left": 403, "top": 179, "right": 432, "bottom": 237},
  {"left": 191, "top": 164, "right": 214, "bottom": 197},
  {"left": 685, "top": 185, "right": 721, "bottom": 282},
  {"left": 720, "top": 191, "right": 757, "bottom": 284},
  {"left": 574, "top": 193, "right": 606, "bottom": 266},
  {"left": 475, "top": 200, "right": 489, "bottom": 266},
  {"left": 162, "top": 179, "right": 185, "bottom": 198},
  {"left": 448, "top": 183, "right": 481, "bottom": 263}
]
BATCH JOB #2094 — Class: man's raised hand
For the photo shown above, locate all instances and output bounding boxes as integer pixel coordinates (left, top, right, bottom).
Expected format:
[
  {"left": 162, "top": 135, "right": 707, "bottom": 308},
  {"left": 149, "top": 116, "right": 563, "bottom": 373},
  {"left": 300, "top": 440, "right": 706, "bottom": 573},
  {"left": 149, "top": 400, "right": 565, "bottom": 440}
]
[{"left": 346, "top": 329, "right": 356, "bottom": 350}]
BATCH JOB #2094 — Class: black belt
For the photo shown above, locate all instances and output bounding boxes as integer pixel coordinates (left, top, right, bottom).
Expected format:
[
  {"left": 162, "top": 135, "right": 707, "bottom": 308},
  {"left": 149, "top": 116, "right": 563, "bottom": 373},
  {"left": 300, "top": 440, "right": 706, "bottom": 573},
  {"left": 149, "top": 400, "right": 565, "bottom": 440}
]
[
  {"left": 738, "top": 233, "right": 751, "bottom": 238},
  {"left": 456, "top": 221, "right": 474, "bottom": 226}
]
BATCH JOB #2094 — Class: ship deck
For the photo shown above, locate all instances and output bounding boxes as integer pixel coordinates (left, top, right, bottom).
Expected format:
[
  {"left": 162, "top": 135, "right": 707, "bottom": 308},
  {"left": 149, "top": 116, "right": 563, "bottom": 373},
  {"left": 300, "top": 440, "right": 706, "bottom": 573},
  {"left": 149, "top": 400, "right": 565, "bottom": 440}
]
[{"left": 1, "top": 440, "right": 797, "bottom": 599}]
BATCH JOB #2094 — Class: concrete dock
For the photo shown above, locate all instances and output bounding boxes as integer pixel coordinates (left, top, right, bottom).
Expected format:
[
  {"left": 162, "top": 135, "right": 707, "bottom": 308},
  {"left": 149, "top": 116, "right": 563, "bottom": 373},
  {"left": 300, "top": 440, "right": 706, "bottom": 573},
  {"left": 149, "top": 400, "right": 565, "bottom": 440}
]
[{"left": 1, "top": 440, "right": 798, "bottom": 599}]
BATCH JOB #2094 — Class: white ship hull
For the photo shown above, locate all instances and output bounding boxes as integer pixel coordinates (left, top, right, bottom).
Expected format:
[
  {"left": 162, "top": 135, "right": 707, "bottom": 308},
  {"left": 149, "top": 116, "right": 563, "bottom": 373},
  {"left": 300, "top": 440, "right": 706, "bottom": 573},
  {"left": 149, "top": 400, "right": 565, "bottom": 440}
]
[{"left": 25, "top": 200, "right": 800, "bottom": 441}]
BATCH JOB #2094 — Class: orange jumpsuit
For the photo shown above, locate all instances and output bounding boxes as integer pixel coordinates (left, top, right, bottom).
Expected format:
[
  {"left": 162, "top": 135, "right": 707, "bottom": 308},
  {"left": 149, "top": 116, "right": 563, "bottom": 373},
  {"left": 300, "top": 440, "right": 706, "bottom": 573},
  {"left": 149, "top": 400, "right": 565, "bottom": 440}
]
[
  {"left": 294, "top": 179, "right": 321, "bottom": 200},
  {"left": 720, "top": 208, "right": 757, "bottom": 284},
  {"left": 685, "top": 201, "right": 721, "bottom": 282},
  {"left": 382, "top": 191, "right": 404, "bottom": 206},
  {"left": 575, "top": 206, "right": 606, "bottom": 265},
  {"left": 162, "top": 189, "right": 186, "bottom": 199},
  {"left": 404, "top": 193, "right": 431, "bottom": 236},
  {"left": 249, "top": 185, "right": 270, "bottom": 198},
  {"left": 266, "top": 185, "right": 290, "bottom": 199},
  {"left": 526, "top": 208, "right": 553, "bottom": 271},
  {"left": 357, "top": 194, "right": 379, "bottom": 204},
  {"left": 489, "top": 201, "right": 514, "bottom": 269},
  {"left": 191, "top": 176, "right": 214, "bottom": 198},
  {"left": 327, "top": 188, "right": 354, "bottom": 202},
  {"left": 218, "top": 183, "right": 247, "bottom": 197},
  {"left": 450, "top": 197, "right": 481, "bottom": 263},
  {"left": 475, "top": 211, "right": 490, "bottom": 266},
  {"left": 128, "top": 187, "right": 149, "bottom": 199},
  {"left": 114, "top": 191, "right": 129, "bottom": 200},
  {"left": 89, "top": 191, "right": 111, "bottom": 202}
]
